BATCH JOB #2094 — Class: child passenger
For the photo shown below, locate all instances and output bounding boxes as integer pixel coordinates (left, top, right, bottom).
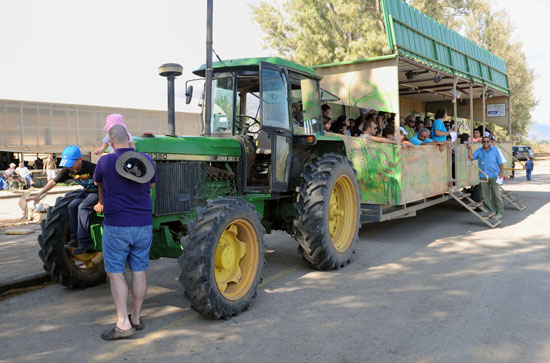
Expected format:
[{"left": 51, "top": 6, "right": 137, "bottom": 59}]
[{"left": 94, "top": 114, "right": 135, "bottom": 155}]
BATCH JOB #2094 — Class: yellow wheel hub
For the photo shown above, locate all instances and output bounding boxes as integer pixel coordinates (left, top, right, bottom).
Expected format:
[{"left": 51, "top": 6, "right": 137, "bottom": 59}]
[
  {"left": 73, "top": 251, "right": 103, "bottom": 269},
  {"left": 328, "top": 175, "right": 357, "bottom": 252},
  {"left": 215, "top": 219, "right": 259, "bottom": 300}
]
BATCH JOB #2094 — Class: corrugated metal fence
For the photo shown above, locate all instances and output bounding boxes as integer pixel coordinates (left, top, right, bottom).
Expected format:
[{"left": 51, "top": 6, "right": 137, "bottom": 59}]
[{"left": 0, "top": 99, "right": 201, "bottom": 153}]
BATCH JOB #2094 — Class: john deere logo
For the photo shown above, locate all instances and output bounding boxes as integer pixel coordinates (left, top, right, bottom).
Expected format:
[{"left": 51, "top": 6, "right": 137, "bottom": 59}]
[{"left": 146, "top": 153, "right": 240, "bottom": 162}]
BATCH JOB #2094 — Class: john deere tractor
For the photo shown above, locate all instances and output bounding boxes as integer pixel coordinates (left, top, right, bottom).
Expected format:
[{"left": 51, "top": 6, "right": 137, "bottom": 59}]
[{"left": 37, "top": 57, "right": 360, "bottom": 319}]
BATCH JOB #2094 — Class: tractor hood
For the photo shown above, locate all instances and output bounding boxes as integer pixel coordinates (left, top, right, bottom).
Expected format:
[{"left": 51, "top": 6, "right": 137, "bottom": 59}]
[{"left": 134, "top": 135, "right": 242, "bottom": 162}]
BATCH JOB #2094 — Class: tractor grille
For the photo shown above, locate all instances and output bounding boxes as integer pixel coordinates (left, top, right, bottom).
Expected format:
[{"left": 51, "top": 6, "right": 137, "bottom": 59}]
[{"left": 154, "top": 162, "right": 203, "bottom": 215}]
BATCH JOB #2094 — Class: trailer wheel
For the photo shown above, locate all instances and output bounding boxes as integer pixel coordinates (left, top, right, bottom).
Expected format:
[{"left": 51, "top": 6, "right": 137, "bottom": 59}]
[
  {"left": 37, "top": 191, "right": 106, "bottom": 288},
  {"left": 294, "top": 153, "right": 360, "bottom": 270},
  {"left": 179, "top": 198, "right": 266, "bottom": 319}
]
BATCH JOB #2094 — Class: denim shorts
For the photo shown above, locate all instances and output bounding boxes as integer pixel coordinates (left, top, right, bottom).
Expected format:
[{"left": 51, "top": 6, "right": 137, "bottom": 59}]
[{"left": 102, "top": 224, "right": 153, "bottom": 273}]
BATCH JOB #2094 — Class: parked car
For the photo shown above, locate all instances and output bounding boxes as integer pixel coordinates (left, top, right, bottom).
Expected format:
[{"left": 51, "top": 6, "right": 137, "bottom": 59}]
[{"left": 512, "top": 145, "right": 534, "bottom": 161}]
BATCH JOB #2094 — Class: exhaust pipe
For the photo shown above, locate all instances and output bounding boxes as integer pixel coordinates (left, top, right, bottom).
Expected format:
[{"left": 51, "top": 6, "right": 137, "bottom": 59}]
[{"left": 158, "top": 63, "right": 183, "bottom": 136}]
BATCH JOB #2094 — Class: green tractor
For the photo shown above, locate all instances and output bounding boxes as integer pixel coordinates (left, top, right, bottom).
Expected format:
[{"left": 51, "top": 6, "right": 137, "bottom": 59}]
[{"left": 37, "top": 57, "right": 360, "bottom": 318}]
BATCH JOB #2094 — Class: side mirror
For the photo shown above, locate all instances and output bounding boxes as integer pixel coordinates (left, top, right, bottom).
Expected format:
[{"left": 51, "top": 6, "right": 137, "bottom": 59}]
[{"left": 185, "top": 85, "right": 194, "bottom": 104}]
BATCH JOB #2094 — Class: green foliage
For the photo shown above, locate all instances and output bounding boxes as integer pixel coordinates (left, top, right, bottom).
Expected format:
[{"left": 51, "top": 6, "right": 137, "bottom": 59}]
[
  {"left": 251, "top": 0, "right": 536, "bottom": 139},
  {"left": 462, "top": 4, "right": 536, "bottom": 140},
  {"left": 250, "top": 0, "right": 390, "bottom": 66},
  {"left": 407, "top": 0, "right": 482, "bottom": 29}
]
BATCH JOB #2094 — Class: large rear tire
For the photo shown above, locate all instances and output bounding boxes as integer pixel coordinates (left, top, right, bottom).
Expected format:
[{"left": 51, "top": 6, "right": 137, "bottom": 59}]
[
  {"left": 294, "top": 153, "right": 360, "bottom": 270},
  {"left": 179, "top": 198, "right": 266, "bottom": 319},
  {"left": 37, "top": 191, "right": 106, "bottom": 288}
]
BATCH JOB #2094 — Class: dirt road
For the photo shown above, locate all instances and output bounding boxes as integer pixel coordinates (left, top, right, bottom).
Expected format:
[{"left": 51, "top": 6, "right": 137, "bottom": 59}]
[{"left": 0, "top": 162, "right": 548, "bottom": 362}]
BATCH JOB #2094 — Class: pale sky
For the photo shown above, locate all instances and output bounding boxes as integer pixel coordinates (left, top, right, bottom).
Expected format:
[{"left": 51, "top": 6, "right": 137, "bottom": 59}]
[{"left": 1, "top": 0, "right": 548, "bottom": 126}]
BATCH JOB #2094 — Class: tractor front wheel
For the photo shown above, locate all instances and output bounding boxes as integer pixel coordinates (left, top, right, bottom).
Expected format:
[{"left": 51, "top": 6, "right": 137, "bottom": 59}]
[
  {"left": 179, "top": 198, "right": 266, "bottom": 319},
  {"left": 294, "top": 153, "right": 360, "bottom": 270}
]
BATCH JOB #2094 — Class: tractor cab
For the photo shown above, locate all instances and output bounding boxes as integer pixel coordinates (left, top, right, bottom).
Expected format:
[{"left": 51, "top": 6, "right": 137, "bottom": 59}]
[{"left": 193, "top": 57, "right": 331, "bottom": 193}]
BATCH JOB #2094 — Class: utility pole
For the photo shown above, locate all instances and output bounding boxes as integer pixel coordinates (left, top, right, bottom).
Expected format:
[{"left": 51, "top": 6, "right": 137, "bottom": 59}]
[{"left": 204, "top": 0, "right": 213, "bottom": 136}]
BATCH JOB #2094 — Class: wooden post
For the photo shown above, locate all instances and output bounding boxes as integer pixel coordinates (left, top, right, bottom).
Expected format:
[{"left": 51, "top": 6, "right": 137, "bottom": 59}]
[
  {"left": 470, "top": 83, "right": 474, "bottom": 140},
  {"left": 507, "top": 96, "right": 512, "bottom": 142},
  {"left": 482, "top": 85, "right": 487, "bottom": 136},
  {"left": 394, "top": 112, "right": 400, "bottom": 146},
  {"left": 452, "top": 76, "right": 458, "bottom": 189}
]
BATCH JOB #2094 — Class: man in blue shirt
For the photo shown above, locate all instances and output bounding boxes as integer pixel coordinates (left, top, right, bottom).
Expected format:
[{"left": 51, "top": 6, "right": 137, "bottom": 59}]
[
  {"left": 94, "top": 125, "right": 157, "bottom": 340},
  {"left": 431, "top": 108, "right": 451, "bottom": 142},
  {"left": 408, "top": 128, "right": 434, "bottom": 145},
  {"left": 467, "top": 137, "right": 505, "bottom": 219}
]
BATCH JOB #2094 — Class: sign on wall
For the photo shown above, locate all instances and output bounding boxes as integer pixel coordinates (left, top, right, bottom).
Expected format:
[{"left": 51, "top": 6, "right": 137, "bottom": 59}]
[{"left": 487, "top": 103, "right": 506, "bottom": 118}]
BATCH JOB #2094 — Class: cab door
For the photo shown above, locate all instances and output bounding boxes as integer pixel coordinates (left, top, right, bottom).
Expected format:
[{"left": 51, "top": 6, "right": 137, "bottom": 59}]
[{"left": 259, "top": 62, "right": 293, "bottom": 192}]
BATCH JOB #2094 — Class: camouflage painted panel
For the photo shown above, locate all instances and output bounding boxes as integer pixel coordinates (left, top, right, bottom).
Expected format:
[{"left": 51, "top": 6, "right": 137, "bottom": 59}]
[
  {"left": 455, "top": 144, "right": 480, "bottom": 188},
  {"left": 400, "top": 145, "right": 449, "bottom": 204},
  {"left": 341, "top": 136, "right": 402, "bottom": 205},
  {"left": 342, "top": 137, "right": 451, "bottom": 206},
  {"left": 495, "top": 143, "right": 513, "bottom": 177}
]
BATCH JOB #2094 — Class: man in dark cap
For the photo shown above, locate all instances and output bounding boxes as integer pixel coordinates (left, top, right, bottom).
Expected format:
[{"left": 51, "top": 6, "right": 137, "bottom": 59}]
[{"left": 94, "top": 125, "right": 157, "bottom": 340}]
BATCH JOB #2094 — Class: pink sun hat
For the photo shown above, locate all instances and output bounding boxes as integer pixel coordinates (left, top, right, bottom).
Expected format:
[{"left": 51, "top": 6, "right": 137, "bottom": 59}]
[{"left": 104, "top": 113, "right": 126, "bottom": 130}]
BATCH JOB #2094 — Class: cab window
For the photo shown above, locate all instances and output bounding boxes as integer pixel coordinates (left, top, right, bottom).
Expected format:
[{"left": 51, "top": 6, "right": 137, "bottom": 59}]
[{"left": 261, "top": 68, "right": 290, "bottom": 130}]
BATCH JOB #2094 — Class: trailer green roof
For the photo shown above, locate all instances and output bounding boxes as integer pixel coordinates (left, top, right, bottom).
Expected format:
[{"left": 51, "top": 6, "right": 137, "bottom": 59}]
[
  {"left": 193, "top": 57, "right": 321, "bottom": 79},
  {"left": 381, "top": 0, "right": 509, "bottom": 93}
]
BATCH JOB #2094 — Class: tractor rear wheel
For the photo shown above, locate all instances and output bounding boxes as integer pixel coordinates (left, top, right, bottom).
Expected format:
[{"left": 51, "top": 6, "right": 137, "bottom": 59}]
[
  {"left": 37, "top": 191, "right": 106, "bottom": 288},
  {"left": 179, "top": 198, "right": 266, "bottom": 319},
  {"left": 294, "top": 153, "right": 360, "bottom": 270}
]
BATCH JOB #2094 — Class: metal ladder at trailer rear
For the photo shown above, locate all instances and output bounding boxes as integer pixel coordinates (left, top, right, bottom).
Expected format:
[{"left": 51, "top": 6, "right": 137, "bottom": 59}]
[
  {"left": 500, "top": 188, "right": 526, "bottom": 211},
  {"left": 449, "top": 190, "right": 501, "bottom": 228},
  {"left": 448, "top": 146, "right": 525, "bottom": 228}
]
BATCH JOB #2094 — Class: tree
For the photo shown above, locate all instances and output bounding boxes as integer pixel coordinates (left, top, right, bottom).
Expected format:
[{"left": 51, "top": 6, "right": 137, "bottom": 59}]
[
  {"left": 250, "top": 0, "right": 390, "bottom": 66},
  {"left": 462, "top": 3, "right": 536, "bottom": 139},
  {"left": 407, "top": 0, "right": 482, "bottom": 29}
]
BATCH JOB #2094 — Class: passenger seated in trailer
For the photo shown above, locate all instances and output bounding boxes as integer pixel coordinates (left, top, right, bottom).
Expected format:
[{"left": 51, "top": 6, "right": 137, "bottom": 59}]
[
  {"left": 359, "top": 120, "right": 395, "bottom": 144},
  {"left": 330, "top": 116, "right": 350, "bottom": 135},
  {"left": 381, "top": 126, "right": 413, "bottom": 149},
  {"left": 322, "top": 104, "right": 331, "bottom": 123},
  {"left": 424, "top": 116, "right": 432, "bottom": 131},
  {"left": 408, "top": 128, "right": 434, "bottom": 145},
  {"left": 376, "top": 111, "right": 388, "bottom": 134},
  {"left": 388, "top": 113, "right": 396, "bottom": 127},
  {"left": 403, "top": 115, "right": 416, "bottom": 139},
  {"left": 351, "top": 116, "right": 365, "bottom": 137},
  {"left": 459, "top": 133, "right": 470, "bottom": 144},
  {"left": 472, "top": 129, "right": 482, "bottom": 143},
  {"left": 415, "top": 120, "right": 424, "bottom": 133}
]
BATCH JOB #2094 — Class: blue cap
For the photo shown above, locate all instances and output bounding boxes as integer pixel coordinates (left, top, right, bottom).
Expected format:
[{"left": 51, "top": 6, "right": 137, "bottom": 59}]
[{"left": 60, "top": 145, "right": 82, "bottom": 167}]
